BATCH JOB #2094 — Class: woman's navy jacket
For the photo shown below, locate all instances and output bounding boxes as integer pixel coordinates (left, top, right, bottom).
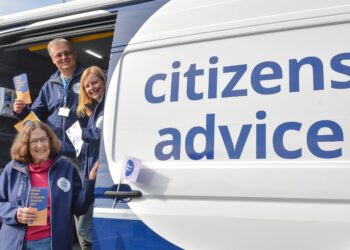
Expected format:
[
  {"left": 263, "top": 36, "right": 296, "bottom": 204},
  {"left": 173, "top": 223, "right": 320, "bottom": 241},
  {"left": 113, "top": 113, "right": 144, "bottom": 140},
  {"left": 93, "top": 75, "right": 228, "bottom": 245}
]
[
  {"left": 81, "top": 95, "right": 104, "bottom": 179},
  {"left": 0, "top": 155, "right": 95, "bottom": 250}
]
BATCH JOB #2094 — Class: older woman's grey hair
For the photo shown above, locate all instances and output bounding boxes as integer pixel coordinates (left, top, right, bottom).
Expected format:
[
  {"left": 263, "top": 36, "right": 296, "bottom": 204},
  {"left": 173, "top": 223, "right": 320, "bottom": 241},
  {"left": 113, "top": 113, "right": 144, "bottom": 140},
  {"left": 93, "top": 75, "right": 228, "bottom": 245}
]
[{"left": 11, "top": 121, "right": 61, "bottom": 163}]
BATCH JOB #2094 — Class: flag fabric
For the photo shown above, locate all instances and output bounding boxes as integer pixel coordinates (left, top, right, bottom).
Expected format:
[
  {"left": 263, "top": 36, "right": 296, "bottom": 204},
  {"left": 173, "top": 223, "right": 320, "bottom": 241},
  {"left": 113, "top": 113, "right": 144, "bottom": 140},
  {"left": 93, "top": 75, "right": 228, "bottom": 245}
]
[{"left": 122, "top": 155, "right": 142, "bottom": 183}]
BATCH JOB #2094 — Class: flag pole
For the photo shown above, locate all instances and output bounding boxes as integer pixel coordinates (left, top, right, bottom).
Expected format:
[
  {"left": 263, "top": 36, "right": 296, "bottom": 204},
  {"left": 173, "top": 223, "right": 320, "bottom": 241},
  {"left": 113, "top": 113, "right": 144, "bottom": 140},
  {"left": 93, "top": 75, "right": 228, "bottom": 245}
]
[{"left": 112, "top": 155, "right": 127, "bottom": 208}]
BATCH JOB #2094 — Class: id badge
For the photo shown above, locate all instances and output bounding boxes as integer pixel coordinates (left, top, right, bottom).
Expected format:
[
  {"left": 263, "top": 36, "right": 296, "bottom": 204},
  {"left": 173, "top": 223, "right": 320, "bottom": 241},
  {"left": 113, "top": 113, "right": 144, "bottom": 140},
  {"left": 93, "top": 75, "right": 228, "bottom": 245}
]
[{"left": 58, "top": 107, "right": 70, "bottom": 117}]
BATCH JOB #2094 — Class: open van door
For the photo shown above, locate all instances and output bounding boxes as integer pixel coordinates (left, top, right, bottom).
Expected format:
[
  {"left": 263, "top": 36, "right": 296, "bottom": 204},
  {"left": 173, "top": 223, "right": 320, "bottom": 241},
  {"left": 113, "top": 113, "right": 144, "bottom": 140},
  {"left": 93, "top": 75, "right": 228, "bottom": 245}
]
[
  {"left": 98, "top": 0, "right": 350, "bottom": 249},
  {"left": 0, "top": 0, "right": 121, "bottom": 170}
]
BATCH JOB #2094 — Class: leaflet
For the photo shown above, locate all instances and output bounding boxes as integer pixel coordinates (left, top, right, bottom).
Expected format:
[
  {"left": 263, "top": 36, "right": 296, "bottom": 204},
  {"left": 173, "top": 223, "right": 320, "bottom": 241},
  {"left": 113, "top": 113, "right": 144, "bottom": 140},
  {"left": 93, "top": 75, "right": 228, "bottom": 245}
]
[
  {"left": 66, "top": 120, "right": 84, "bottom": 157},
  {"left": 13, "top": 73, "right": 32, "bottom": 104},
  {"left": 14, "top": 111, "right": 40, "bottom": 132},
  {"left": 28, "top": 187, "right": 48, "bottom": 226}
]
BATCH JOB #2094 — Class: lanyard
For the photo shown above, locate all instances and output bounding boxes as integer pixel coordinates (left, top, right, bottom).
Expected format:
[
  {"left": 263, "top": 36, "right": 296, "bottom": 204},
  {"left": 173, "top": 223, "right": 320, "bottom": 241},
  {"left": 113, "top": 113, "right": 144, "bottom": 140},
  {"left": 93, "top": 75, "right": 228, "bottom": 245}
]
[{"left": 60, "top": 74, "right": 69, "bottom": 107}]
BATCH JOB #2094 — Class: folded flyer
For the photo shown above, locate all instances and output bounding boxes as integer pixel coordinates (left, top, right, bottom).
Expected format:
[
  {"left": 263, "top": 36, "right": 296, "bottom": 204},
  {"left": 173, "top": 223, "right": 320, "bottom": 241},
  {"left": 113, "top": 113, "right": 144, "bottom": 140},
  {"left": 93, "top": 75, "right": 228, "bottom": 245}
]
[
  {"left": 66, "top": 120, "right": 84, "bottom": 157},
  {"left": 14, "top": 111, "right": 40, "bottom": 132},
  {"left": 28, "top": 187, "right": 48, "bottom": 226},
  {"left": 13, "top": 73, "right": 32, "bottom": 104}
]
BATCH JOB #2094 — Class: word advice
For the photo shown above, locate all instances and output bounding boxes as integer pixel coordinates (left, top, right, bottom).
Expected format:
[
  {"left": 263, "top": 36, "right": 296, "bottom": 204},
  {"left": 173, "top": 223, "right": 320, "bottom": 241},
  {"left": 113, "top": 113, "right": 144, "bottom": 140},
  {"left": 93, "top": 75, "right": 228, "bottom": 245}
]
[
  {"left": 154, "top": 111, "right": 343, "bottom": 160},
  {"left": 143, "top": 53, "right": 348, "bottom": 160}
]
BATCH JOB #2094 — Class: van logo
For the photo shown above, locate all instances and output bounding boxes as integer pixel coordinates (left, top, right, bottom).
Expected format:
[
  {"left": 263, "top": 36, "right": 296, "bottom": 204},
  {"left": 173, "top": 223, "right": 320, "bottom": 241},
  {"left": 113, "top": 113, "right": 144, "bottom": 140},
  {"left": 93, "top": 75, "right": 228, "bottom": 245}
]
[{"left": 125, "top": 160, "right": 135, "bottom": 177}]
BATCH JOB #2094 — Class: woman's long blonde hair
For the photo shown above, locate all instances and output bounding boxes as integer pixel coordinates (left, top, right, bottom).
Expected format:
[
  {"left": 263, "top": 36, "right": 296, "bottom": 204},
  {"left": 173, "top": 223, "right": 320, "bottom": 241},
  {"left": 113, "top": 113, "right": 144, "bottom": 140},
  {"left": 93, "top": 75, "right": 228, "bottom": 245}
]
[{"left": 77, "top": 66, "right": 106, "bottom": 117}]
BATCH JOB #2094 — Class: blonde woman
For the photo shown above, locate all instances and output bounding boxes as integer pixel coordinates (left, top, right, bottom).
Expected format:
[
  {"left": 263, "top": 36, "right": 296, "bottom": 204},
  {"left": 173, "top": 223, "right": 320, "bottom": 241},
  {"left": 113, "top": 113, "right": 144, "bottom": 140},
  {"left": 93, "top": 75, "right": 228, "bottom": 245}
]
[{"left": 76, "top": 65, "right": 106, "bottom": 247}]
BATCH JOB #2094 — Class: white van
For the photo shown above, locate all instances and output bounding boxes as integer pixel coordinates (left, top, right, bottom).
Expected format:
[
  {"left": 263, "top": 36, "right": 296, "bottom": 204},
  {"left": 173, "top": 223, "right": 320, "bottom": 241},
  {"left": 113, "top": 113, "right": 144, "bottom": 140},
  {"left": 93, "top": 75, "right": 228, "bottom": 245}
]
[{"left": 1, "top": 0, "right": 350, "bottom": 249}]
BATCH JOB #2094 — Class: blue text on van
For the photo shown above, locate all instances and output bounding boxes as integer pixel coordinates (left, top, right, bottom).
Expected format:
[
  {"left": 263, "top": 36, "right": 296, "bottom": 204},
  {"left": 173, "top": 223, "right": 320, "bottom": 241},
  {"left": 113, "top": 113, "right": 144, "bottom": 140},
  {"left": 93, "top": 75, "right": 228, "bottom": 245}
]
[{"left": 144, "top": 53, "right": 349, "bottom": 160}]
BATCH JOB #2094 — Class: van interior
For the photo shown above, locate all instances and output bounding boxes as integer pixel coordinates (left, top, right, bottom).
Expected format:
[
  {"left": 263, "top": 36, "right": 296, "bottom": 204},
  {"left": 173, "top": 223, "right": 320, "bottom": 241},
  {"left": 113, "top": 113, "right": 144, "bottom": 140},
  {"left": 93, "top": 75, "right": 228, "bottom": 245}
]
[{"left": 0, "top": 28, "right": 115, "bottom": 169}]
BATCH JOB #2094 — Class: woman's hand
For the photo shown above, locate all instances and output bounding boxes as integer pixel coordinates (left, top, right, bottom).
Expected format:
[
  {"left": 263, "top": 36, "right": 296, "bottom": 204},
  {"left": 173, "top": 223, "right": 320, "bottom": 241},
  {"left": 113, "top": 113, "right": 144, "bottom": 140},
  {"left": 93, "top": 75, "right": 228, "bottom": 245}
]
[
  {"left": 88, "top": 160, "right": 99, "bottom": 180},
  {"left": 16, "top": 207, "right": 37, "bottom": 224}
]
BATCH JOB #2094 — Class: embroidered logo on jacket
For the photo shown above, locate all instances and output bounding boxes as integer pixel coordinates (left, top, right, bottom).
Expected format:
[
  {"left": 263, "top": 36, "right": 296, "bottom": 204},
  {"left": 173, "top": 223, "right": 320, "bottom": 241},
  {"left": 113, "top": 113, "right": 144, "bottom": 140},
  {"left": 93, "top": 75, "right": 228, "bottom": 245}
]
[
  {"left": 57, "top": 177, "right": 71, "bottom": 192},
  {"left": 96, "top": 115, "right": 104, "bottom": 129},
  {"left": 72, "top": 82, "right": 80, "bottom": 94}
]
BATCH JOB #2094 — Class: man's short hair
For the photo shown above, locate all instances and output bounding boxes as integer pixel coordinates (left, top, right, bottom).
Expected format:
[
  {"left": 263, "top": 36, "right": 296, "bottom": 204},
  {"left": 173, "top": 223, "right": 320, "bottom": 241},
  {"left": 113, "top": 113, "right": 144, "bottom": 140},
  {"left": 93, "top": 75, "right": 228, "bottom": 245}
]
[{"left": 47, "top": 38, "right": 74, "bottom": 57}]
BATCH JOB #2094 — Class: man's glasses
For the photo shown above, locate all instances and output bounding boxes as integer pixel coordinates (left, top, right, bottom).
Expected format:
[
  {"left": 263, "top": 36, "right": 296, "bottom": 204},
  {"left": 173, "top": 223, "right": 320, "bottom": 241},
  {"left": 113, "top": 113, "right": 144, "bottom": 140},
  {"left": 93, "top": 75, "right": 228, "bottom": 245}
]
[
  {"left": 29, "top": 136, "right": 49, "bottom": 146},
  {"left": 53, "top": 50, "right": 73, "bottom": 60}
]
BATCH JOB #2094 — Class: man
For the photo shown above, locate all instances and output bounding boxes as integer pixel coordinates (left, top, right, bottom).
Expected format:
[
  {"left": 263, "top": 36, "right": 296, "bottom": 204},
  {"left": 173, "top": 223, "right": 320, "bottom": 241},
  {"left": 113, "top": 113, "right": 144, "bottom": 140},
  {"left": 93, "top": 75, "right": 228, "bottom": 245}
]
[
  {"left": 14, "top": 38, "right": 84, "bottom": 157},
  {"left": 13, "top": 38, "right": 91, "bottom": 249}
]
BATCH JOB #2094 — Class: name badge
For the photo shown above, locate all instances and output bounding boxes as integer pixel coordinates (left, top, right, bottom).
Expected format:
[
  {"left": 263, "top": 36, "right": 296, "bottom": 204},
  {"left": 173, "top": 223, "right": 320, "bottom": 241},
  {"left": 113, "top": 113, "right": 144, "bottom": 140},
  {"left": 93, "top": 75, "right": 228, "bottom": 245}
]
[{"left": 58, "top": 107, "right": 70, "bottom": 117}]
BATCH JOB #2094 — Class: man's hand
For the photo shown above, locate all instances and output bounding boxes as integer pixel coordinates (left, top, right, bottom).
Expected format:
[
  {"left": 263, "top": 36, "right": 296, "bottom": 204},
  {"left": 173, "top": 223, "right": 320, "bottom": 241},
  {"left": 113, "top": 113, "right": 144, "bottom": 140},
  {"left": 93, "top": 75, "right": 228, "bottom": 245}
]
[
  {"left": 13, "top": 99, "right": 25, "bottom": 114},
  {"left": 16, "top": 207, "right": 37, "bottom": 224}
]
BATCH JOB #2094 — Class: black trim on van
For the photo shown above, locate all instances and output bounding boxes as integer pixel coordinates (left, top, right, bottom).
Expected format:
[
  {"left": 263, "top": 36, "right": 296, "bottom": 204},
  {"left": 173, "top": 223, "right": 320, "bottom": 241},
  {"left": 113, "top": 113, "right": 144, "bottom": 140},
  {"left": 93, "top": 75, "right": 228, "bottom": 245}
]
[
  {"left": 0, "top": 0, "right": 151, "bottom": 30},
  {"left": 0, "top": 14, "right": 116, "bottom": 49}
]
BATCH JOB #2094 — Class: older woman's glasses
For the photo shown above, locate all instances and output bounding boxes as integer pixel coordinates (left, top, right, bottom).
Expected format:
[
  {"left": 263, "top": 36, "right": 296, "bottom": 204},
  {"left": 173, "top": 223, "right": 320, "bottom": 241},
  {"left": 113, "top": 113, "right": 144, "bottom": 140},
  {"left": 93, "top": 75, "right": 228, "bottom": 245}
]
[{"left": 29, "top": 136, "right": 49, "bottom": 146}]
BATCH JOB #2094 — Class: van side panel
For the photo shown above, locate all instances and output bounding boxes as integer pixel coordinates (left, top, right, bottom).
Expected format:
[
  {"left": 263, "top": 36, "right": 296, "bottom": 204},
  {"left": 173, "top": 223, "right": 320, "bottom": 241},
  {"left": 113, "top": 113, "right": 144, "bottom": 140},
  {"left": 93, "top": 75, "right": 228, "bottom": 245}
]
[
  {"left": 96, "top": 0, "right": 169, "bottom": 207},
  {"left": 93, "top": 1, "right": 180, "bottom": 249},
  {"left": 107, "top": 0, "right": 169, "bottom": 81},
  {"left": 102, "top": 1, "right": 350, "bottom": 249}
]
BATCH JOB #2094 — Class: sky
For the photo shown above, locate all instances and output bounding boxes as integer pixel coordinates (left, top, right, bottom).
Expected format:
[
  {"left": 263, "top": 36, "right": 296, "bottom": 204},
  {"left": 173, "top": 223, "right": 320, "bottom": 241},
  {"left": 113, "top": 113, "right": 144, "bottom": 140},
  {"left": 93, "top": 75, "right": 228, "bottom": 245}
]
[{"left": 0, "top": 0, "right": 75, "bottom": 16}]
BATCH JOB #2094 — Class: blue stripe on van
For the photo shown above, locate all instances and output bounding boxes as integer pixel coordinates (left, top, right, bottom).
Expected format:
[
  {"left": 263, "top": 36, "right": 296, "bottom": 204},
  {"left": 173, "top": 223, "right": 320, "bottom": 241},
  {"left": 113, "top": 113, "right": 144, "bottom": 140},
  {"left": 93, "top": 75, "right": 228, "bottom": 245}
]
[
  {"left": 93, "top": 2, "right": 174, "bottom": 249},
  {"left": 92, "top": 217, "right": 183, "bottom": 250},
  {"left": 105, "top": 0, "right": 169, "bottom": 85}
]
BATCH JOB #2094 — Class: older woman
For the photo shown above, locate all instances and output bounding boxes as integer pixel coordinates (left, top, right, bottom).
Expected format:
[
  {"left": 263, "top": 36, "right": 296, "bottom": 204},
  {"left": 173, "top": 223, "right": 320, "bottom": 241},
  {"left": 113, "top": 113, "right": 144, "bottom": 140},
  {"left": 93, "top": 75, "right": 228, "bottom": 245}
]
[
  {"left": 75, "top": 65, "right": 106, "bottom": 247},
  {"left": 0, "top": 120, "right": 98, "bottom": 250}
]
